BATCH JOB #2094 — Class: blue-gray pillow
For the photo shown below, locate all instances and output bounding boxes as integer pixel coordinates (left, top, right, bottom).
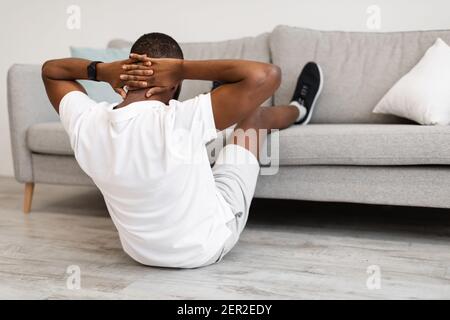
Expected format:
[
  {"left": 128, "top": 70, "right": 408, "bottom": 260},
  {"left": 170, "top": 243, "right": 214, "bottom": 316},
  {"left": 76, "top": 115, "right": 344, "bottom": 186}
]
[{"left": 70, "top": 47, "right": 131, "bottom": 103}]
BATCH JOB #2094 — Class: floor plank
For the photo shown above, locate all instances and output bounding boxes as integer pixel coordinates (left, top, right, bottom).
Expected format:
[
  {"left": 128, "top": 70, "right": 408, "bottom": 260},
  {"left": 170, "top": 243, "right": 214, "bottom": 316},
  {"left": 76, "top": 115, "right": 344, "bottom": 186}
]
[{"left": 0, "top": 176, "right": 449, "bottom": 299}]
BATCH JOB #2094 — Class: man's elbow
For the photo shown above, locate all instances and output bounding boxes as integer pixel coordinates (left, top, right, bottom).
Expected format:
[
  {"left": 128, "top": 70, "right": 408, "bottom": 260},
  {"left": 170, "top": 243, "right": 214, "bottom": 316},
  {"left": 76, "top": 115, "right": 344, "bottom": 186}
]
[{"left": 41, "top": 60, "right": 57, "bottom": 80}]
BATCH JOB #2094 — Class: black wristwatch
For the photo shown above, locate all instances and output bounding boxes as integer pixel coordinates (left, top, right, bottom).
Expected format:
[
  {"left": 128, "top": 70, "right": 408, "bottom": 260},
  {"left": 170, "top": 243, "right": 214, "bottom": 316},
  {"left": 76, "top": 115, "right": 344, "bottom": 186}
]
[{"left": 87, "top": 61, "right": 103, "bottom": 81}]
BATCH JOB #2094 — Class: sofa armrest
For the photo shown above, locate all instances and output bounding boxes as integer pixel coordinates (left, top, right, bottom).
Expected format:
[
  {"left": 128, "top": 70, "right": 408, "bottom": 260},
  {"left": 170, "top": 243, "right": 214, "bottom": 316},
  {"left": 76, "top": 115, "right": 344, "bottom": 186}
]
[{"left": 7, "top": 64, "right": 59, "bottom": 183}]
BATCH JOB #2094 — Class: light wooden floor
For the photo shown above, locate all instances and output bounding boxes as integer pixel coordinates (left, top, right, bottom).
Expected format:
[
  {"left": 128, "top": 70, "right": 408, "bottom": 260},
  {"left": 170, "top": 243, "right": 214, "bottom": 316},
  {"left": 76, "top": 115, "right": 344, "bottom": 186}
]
[{"left": 0, "top": 176, "right": 449, "bottom": 299}]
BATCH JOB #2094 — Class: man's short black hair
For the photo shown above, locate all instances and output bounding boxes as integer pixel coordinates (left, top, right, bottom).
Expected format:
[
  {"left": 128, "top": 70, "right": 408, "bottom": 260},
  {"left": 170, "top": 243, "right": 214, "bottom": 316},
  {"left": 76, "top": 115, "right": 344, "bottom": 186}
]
[{"left": 130, "top": 32, "right": 183, "bottom": 59}]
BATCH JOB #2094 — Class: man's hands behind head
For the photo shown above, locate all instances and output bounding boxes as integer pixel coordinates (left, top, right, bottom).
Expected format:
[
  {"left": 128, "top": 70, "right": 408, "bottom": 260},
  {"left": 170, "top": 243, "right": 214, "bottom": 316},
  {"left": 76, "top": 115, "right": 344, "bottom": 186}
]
[
  {"left": 120, "top": 53, "right": 183, "bottom": 98},
  {"left": 97, "top": 54, "right": 182, "bottom": 99}
]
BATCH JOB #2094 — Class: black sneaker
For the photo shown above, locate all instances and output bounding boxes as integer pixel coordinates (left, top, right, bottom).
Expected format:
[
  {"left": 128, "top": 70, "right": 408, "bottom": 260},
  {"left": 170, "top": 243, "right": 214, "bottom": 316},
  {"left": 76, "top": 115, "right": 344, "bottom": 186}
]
[{"left": 291, "top": 62, "right": 323, "bottom": 125}]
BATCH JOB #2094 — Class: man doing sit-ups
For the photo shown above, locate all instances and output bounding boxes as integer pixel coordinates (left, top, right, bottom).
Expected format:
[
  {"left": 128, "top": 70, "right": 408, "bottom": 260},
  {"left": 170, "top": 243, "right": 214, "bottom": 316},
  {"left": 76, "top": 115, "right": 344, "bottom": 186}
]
[{"left": 42, "top": 33, "right": 322, "bottom": 268}]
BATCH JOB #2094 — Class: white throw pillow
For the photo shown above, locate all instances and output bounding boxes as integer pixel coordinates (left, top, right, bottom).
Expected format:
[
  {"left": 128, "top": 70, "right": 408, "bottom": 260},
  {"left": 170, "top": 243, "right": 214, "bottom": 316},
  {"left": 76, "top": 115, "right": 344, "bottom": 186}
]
[{"left": 373, "top": 38, "right": 450, "bottom": 125}]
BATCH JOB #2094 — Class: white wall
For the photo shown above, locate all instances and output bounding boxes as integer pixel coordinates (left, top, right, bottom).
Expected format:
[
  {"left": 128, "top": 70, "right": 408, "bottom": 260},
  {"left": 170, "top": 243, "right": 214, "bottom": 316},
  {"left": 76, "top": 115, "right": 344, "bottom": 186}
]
[{"left": 1, "top": 0, "right": 450, "bottom": 177}]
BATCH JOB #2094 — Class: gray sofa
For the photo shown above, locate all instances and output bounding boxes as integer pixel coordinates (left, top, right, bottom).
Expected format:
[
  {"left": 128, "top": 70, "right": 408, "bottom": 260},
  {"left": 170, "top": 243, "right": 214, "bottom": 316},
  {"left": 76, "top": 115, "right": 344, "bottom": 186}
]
[{"left": 8, "top": 25, "right": 450, "bottom": 213}]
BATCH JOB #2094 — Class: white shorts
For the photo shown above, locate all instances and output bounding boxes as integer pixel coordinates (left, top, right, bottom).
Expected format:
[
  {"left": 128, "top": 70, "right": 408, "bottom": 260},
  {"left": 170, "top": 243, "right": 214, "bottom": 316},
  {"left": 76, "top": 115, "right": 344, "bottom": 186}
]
[{"left": 202, "top": 143, "right": 260, "bottom": 266}]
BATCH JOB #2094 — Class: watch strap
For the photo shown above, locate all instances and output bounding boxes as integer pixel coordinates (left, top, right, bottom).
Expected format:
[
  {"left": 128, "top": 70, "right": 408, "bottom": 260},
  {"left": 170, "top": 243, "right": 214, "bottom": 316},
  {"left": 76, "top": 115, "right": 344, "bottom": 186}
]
[{"left": 87, "top": 61, "right": 103, "bottom": 81}]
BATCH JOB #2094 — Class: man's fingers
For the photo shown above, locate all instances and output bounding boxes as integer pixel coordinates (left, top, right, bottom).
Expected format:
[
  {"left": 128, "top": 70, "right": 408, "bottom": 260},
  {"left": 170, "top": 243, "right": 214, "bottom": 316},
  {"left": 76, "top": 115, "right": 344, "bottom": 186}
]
[
  {"left": 129, "top": 53, "right": 152, "bottom": 62},
  {"left": 124, "top": 80, "right": 149, "bottom": 88},
  {"left": 129, "top": 53, "right": 148, "bottom": 60},
  {"left": 123, "top": 69, "right": 154, "bottom": 76},
  {"left": 122, "top": 63, "right": 151, "bottom": 71},
  {"left": 114, "top": 87, "right": 127, "bottom": 99},
  {"left": 146, "top": 86, "right": 168, "bottom": 98},
  {"left": 120, "top": 74, "right": 151, "bottom": 81}
]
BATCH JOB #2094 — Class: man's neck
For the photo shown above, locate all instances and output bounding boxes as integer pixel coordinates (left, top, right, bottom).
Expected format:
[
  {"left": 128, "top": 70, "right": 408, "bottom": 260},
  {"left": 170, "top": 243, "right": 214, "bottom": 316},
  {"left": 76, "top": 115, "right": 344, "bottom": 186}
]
[{"left": 115, "top": 89, "right": 168, "bottom": 109}]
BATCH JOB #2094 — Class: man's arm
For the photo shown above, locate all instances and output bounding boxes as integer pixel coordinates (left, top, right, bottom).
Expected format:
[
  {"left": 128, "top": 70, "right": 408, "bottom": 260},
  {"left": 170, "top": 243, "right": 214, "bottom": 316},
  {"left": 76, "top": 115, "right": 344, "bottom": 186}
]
[
  {"left": 42, "top": 58, "right": 140, "bottom": 113},
  {"left": 122, "top": 55, "right": 281, "bottom": 130},
  {"left": 41, "top": 58, "right": 90, "bottom": 113}
]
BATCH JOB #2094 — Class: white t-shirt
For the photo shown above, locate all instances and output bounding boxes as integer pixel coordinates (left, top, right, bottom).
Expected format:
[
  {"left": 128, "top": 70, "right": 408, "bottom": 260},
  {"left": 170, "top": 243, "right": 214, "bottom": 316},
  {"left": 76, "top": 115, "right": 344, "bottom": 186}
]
[{"left": 59, "top": 91, "right": 235, "bottom": 268}]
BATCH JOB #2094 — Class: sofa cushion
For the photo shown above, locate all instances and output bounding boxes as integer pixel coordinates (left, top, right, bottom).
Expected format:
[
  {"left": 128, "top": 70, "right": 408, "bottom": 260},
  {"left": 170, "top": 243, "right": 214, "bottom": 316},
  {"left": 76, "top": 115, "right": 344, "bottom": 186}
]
[
  {"left": 270, "top": 25, "right": 450, "bottom": 124},
  {"left": 108, "top": 34, "right": 271, "bottom": 105},
  {"left": 27, "top": 122, "right": 73, "bottom": 156},
  {"left": 27, "top": 122, "right": 450, "bottom": 166},
  {"left": 277, "top": 124, "right": 450, "bottom": 166},
  {"left": 373, "top": 38, "right": 450, "bottom": 125}
]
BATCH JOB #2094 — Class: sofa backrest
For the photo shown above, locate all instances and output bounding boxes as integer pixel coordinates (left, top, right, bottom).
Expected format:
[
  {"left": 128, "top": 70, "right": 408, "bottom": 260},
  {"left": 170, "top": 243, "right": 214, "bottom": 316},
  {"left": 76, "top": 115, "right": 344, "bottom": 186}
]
[
  {"left": 270, "top": 25, "right": 450, "bottom": 124},
  {"left": 108, "top": 33, "right": 272, "bottom": 106}
]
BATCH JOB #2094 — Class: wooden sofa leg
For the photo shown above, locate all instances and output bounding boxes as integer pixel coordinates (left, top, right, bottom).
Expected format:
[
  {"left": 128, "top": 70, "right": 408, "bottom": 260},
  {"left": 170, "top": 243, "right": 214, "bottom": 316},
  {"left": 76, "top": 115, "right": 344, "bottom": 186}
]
[{"left": 23, "top": 183, "right": 35, "bottom": 214}]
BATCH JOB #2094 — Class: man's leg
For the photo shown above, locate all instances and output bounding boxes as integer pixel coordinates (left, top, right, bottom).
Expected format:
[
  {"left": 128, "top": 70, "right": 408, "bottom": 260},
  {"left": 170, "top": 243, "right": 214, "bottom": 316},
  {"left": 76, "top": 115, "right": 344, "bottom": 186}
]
[
  {"left": 230, "top": 105, "right": 300, "bottom": 159},
  {"left": 203, "top": 105, "right": 298, "bottom": 266},
  {"left": 207, "top": 62, "right": 323, "bottom": 265},
  {"left": 218, "top": 60, "right": 323, "bottom": 134},
  {"left": 228, "top": 60, "right": 324, "bottom": 158}
]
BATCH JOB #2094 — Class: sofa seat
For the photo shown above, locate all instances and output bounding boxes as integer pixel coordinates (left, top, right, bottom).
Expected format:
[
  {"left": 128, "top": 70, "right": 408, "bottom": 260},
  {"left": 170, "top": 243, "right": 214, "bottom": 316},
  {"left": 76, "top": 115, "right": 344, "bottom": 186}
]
[
  {"left": 277, "top": 124, "right": 450, "bottom": 166},
  {"left": 27, "top": 122, "right": 450, "bottom": 166}
]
